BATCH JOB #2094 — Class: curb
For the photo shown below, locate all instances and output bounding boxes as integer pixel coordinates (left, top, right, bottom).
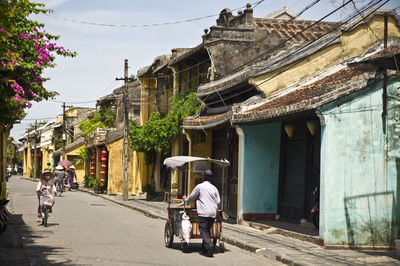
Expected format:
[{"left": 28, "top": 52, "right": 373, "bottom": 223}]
[
  {"left": 18, "top": 178, "right": 306, "bottom": 265},
  {"left": 76, "top": 188, "right": 292, "bottom": 264}
]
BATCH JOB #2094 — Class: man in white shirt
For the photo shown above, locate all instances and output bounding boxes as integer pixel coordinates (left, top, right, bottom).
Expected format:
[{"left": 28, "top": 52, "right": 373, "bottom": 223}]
[{"left": 183, "top": 170, "right": 220, "bottom": 257}]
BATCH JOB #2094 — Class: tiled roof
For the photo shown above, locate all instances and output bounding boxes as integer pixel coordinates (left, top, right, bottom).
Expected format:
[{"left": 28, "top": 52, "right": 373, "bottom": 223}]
[
  {"left": 182, "top": 111, "right": 231, "bottom": 130},
  {"left": 253, "top": 18, "right": 339, "bottom": 44},
  {"left": 54, "top": 138, "right": 85, "bottom": 157},
  {"left": 168, "top": 44, "right": 204, "bottom": 66},
  {"left": 232, "top": 63, "right": 379, "bottom": 124}
]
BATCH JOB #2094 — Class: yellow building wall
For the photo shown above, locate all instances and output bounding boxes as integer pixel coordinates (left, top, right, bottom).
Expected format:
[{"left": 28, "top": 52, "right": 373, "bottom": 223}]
[
  {"left": 24, "top": 146, "right": 33, "bottom": 178},
  {"left": 105, "top": 138, "right": 137, "bottom": 195},
  {"left": 251, "top": 15, "right": 400, "bottom": 96},
  {"left": 65, "top": 145, "right": 85, "bottom": 184},
  {"left": 40, "top": 144, "right": 54, "bottom": 171},
  {"left": 0, "top": 127, "right": 10, "bottom": 200},
  {"left": 185, "top": 129, "right": 213, "bottom": 197}
]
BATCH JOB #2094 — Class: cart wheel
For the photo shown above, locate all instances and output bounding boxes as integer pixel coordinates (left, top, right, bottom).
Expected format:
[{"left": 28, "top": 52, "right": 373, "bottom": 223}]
[
  {"left": 181, "top": 241, "right": 189, "bottom": 253},
  {"left": 164, "top": 222, "right": 173, "bottom": 248},
  {"left": 220, "top": 241, "right": 225, "bottom": 253}
]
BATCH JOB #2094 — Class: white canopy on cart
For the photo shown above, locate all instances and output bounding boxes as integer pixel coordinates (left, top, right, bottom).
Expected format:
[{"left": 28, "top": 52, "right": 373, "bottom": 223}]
[{"left": 163, "top": 156, "right": 230, "bottom": 170}]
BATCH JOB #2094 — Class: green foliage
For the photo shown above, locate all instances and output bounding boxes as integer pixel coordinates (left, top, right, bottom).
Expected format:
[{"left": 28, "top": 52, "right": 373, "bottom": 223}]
[
  {"left": 0, "top": 1, "right": 76, "bottom": 127},
  {"left": 26, "top": 120, "right": 47, "bottom": 132},
  {"left": 74, "top": 146, "right": 88, "bottom": 165},
  {"left": 13, "top": 154, "right": 23, "bottom": 165},
  {"left": 129, "top": 90, "right": 201, "bottom": 164},
  {"left": 87, "top": 176, "right": 104, "bottom": 190},
  {"left": 78, "top": 106, "right": 115, "bottom": 141}
]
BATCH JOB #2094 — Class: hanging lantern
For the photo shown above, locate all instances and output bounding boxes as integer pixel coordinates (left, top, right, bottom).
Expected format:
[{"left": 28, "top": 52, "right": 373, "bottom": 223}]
[
  {"left": 100, "top": 178, "right": 105, "bottom": 183},
  {"left": 100, "top": 171, "right": 106, "bottom": 175},
  {"left": 91, "top": 161, "right": 95, "bottom": 165},
  {"left": 101, "top": 164, "right": 107, "bottom": 169},
  {"left": 91, "top": 156, "right": 95, "bottom": 160},
  {"left": 91, "top": 149, "right": 96, "bottom": 154},
  {"left": 90, "top": 172, "right": 95, "bottom": 176},
  {"left": 306, "top": 119, "right": 319, "bottom": 136},
  {"left": 101, "top": 150, "right": 107, "bottom": 156},
  {"left": 284, "top": 122, "right": 295, "bottom": 138},
  {"left": 90, "top": 167, "right": 95, "bottom": 171},
  {"left": 101, "top": 157, "right": 107, "bottom": 162}
]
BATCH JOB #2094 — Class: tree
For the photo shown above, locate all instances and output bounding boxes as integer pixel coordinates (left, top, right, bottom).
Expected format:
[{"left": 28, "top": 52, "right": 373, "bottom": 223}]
[
  {"left": 25, "top": 120, "right": 47, "bottom": 132},
  {"left": 0, "top": 0, "right": 76, "bottom": 130},
  {"left": 78, "top": 106, "right": 116, "bottom": 141}
]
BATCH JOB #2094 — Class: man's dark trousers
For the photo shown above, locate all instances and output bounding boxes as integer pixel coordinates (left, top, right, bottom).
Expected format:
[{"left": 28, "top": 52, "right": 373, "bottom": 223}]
[{"left": 198, "top": 216, "right": 215, "bottom": 250}]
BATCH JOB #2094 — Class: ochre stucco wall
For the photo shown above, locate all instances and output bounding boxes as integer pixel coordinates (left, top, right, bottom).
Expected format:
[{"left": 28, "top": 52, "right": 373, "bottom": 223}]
[
  {"left": 106, "top": 138, "right": 137, "bottom": 195},
  {"left": 65, "top": 145, "right": 85, "bottom": 183},
  {"left": 185, "top": 129, "right": 213, "bottom": 197}
]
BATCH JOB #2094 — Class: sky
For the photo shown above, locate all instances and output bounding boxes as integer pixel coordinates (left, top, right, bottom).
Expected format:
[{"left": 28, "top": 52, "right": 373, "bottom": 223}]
[{"left": 10, "top": 0, "right": 399, "bottom": 140}]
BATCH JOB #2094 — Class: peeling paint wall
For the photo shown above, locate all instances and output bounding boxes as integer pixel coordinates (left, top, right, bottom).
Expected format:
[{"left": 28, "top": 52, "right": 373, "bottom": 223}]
[
  {"left": 319, "top": 78, "right": 400, "bottom": 246},
  {"left": 239, "top": 123, "right": 281, "bottom": 219}
]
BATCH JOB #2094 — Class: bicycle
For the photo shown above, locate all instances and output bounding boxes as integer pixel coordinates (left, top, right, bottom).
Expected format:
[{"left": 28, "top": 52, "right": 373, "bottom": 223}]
[
  {"left": 41, "top": 193, "right": 54, "bottom": 227},
  {"left": 55, "top": 180, "right": 65, "bottom": 197}
]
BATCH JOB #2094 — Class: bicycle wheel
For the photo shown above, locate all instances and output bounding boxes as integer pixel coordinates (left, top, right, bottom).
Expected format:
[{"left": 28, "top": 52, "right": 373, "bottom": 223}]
[{"left": 43, "top": 207, "right": 48, "bottom": 227}]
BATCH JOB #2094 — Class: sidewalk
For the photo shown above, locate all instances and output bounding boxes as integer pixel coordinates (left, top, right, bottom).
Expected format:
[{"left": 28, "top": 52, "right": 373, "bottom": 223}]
[
  {"left": 19, "top": 177, "right": 400, "bottom": 265},
  {"left": 77, "top": 187, "right": 400, "bottom": 266}
]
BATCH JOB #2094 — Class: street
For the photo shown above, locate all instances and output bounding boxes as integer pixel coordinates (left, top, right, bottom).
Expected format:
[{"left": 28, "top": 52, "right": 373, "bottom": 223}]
[{"left": 2, "top": 177, "right": 281, "bottom": 265}]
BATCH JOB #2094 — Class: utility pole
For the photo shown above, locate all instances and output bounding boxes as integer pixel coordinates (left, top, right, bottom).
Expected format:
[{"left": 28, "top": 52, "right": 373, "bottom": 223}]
[
  {"left": 62, "top": 102, "right": 66, "bottom": 160},
  {"left": 117, "top": 59, "right": 130, "bottom": 201},
  {"left": 33, "top": 120, "right": 37, "bottom": 179}
]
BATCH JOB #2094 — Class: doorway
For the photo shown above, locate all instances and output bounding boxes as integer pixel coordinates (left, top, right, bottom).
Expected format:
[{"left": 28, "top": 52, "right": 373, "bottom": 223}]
[
  {"left": 212, "top": 128, "right": 238, "bottom": 220},
  {"left": 278, "top": 119, "right": 320, "bottom": 223}
]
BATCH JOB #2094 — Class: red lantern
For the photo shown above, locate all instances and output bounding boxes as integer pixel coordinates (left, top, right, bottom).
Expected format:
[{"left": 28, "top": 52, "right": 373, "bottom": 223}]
[
  {"left": 100, "top": 171, "right": 106, "bottom": 175},
  {"left": 101, "top": 164, "right": 106, "bottom": 169},
  {"left": 91, "top": 161, "right": 95, "bottom": 165},
  {"left": 90, "top": 172, "right": 95, "bottom": 176},
  {"left": 100, "top": 178, "right": 105, "bottom": 183},
  {"left": 101, "top": 157, "right": 107, "bottom": 162},
  {"left": 91, "top": 156, "right": 95, "bottom": 160},
  {"left": 91, "top": 149, "right": 96, "bottom": 154},
  {"left": 90, "top": 167, "right": 95, "bottom": 171},
  {"left": 101, "top": 150, "right": 107, "bottom": 156}
]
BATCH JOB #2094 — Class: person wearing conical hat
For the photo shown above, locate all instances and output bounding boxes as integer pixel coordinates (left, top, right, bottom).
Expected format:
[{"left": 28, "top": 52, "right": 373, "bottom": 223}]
[
  {"left": 54, "top": 165, "right": 65, "bottom": 189},
  {"left": 66, "top": 165, "right": 77, "bottom": 191},
  {"left": 35, "top": 170, "right": 56, "bottom": 223}
]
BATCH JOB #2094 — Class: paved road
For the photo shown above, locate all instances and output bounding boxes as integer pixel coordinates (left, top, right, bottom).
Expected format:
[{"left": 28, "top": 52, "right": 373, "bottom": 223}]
[{"left": 2, "top": 177, "right": 282, "bottom": 265}]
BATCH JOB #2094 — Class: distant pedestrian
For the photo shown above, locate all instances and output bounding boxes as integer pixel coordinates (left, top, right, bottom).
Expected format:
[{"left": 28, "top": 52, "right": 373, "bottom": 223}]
[
  {"left": 54, "top": 165, "right": 65, "bottom": 188},
  {"left": 66, "top": 165, "right": 77, "bottom": 191},
  {"left": 183, "top": 170, "right": 220, "bottom": 257}
]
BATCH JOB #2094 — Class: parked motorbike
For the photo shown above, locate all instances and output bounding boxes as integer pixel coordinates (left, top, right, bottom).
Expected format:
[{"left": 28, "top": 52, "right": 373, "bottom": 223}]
[
  {"left": 311, "top": 187, "right": 319, "bottom": 229},
  {"left": 6, "top": 167, "right": 12, "bottom": 182},
  {"left": 0, "top": 199, "right": 10, "bottom": 234}
]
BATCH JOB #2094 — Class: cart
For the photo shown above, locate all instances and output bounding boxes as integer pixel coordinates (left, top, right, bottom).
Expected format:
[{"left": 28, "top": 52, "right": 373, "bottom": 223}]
[{"left": 163, "top": 156, "right": 230, "bottom": 253}]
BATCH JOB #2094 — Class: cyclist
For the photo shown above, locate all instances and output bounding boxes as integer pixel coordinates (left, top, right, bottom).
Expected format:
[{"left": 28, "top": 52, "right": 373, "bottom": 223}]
[
  {"left": 54, "top": 165, "right": 65, "bottom": 193},
  {"left": 36, "top": 170, "right": 56, "bottom": 223}
]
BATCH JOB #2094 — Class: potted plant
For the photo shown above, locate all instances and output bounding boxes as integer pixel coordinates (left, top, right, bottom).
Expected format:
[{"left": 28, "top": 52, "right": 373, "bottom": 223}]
[
  {"left": 88, "top": 176, "right": 105, "bottom": 193},
  {"left": 83, "top": 174, "right": 91, "bottom": 188}
]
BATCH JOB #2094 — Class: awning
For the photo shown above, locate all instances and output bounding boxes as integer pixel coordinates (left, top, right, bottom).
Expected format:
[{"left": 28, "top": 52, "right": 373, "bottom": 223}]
[{"left": 163, "top": 156, "right": 230, "bottom": 170}]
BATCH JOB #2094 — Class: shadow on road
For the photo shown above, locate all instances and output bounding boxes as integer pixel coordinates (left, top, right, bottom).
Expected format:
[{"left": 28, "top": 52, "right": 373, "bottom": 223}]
[
  {"left": 168, "top": 241, "right": 229, "bottom": 255},
  {"left": 0, "top": 213, "right": 76, "bottom": 266}
]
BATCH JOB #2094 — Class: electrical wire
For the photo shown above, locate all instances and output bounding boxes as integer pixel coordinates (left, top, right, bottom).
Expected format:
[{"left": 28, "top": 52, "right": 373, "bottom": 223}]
[
  {"left": 45, "top": 0, "right": 266, "bottom": 28},
  {"left": 132, "top": 0, "right": 349, "bottom": 82},
  {"left": 41, "top": 0, "right": 390, "bottom": 111},
  {"left": 254, "top": 0, "right": 389, "bottom": 89}
]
